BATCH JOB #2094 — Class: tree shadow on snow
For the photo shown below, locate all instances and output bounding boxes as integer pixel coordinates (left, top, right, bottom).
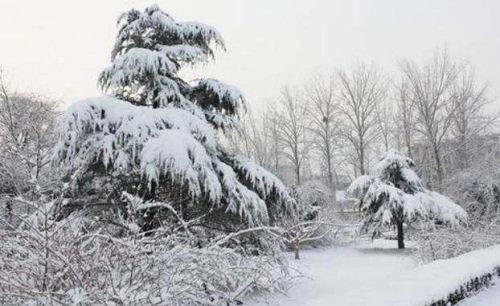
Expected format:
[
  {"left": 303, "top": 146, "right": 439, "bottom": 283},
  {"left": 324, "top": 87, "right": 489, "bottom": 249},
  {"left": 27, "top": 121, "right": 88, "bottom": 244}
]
[{"left": 357, "top": 246, "right": 416, "bottom": 256}]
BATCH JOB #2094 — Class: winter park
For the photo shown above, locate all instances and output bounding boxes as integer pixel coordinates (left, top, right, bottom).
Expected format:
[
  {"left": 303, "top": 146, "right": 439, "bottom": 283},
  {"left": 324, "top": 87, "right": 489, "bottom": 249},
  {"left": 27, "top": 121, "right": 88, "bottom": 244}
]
[{"left": 0, "top": 1, "right": 500, "bottom": 305}]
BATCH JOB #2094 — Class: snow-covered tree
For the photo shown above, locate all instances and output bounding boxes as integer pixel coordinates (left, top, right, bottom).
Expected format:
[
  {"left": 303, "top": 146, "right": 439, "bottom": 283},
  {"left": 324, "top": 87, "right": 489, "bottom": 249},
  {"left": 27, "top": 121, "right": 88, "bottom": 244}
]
[
  {"left": 347, "top": 150, "right": 467, "bottom": 249},
  {"left": 53, "top": 5, "right": 295, "bottom": 231}
]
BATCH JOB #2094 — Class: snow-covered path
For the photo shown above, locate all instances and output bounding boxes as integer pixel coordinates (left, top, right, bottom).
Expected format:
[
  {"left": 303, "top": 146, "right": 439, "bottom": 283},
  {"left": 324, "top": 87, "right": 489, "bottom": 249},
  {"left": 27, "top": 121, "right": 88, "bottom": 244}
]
[
  {"left": 249, "top": 240, "right": 417, "bottom": 306},
  {"left": 249, "top": 241, "right": 500, "bottom": 306}
]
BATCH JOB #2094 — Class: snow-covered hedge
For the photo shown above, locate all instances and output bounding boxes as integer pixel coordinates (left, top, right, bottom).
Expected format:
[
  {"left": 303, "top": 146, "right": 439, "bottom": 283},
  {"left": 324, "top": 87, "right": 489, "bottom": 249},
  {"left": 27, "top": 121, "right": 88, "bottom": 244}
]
[
  {"left": 377, "top": 244, "right": 500, "bottom": 305},
  {"left": 421, "top": 245, "right": 500, "bottom": 305}
]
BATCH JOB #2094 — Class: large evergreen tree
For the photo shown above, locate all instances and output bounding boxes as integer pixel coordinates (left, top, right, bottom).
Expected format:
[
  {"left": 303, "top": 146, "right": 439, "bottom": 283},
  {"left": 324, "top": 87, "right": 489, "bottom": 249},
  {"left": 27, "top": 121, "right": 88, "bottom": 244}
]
[
  {"left": 53, "top": 5, "right": 295, "bottom": 231},
  {"left": 348, "top": 150, "right": 466, "bottom": 249}
]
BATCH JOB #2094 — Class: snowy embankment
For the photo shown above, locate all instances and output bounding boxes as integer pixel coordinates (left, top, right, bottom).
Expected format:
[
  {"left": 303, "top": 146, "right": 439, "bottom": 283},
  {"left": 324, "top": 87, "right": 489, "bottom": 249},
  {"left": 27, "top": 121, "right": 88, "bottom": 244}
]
[{"left": 248, "top": 240, "right": 500, "bottom": 306}]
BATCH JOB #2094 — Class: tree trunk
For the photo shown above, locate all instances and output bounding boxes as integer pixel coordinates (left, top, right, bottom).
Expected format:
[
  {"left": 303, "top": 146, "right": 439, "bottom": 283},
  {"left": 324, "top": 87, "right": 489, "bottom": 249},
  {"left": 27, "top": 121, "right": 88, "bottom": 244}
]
[
  {"left": 396, "top": 220, "right": 405, "bottom": 249},
  {"left": 432, "top": 144, "right": 444, "bottom": 189},
  {"left": 295, "top": 164, "right": 301, "bottom": 186},
  {"left": 359, "top": 144, "right": 366, "bottom": 175},
  {"left": 294, "top": 240, "right": 300, "bottom": 260}
]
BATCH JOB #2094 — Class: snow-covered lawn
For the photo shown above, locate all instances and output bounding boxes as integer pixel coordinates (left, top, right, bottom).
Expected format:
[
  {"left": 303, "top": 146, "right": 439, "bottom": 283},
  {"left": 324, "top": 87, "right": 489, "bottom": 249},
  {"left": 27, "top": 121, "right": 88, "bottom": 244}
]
[
  {"left": 248, "top": 240, "right": 500, "bottom": 306},
  {"left": 248, "top": 239, "right": 417, "bottom": 306}
]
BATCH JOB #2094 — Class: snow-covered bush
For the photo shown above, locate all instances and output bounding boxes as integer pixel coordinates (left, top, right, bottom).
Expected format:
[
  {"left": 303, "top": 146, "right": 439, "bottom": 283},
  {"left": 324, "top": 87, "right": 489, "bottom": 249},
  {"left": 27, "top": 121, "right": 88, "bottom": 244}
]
[
  {"left": 290, "top": 180, "right": 333, "bottom": 221},
  {"left": 52, "top": 5, "right": 296, "bottom": 232},
  {"left": 0, "top": 196, "right": 295, "bottom": 305},
  {"left": 416, "top": 221, "right": 500, "bottom": 263},
  {"left": 347, "top": 150, "right": 467, "bottom": 249},
  {"left": 416, "top": 167, "right": 500, "bottom": 262},
  {"left": 281, "top": 181, "right": 340, "bottom": 259}
]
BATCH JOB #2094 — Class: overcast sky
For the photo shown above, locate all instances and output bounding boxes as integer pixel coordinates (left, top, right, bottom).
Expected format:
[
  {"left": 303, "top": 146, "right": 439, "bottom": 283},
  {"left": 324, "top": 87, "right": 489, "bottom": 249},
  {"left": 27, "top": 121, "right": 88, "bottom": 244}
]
[{"left": 0, "top": 0, "right": 499, "bottom": 109}]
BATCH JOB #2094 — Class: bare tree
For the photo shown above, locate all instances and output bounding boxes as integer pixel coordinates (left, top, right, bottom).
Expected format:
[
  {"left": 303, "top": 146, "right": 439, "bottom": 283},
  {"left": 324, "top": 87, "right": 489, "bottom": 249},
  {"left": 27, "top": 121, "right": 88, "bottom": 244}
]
[
  {"left": 275, "top": 87, "right": 310, "bottom": 185},
  {"left": 337, "top": 63, "right": 386, "bottom": 176},
  {"left": 450, "top": 65, "right": 493, "bottom": 170},
  {"left": 400, "top": 49, "right": 458, "bottom": 187},
  {"left": 375, "top": 98, "right": 394, "bottom": 152},
  {"left": 394, "top": 80, "right": 415, "bottom": 159},
  {"left": 264, "top": 107, "right": 285, "bottom": 176},
  {"left": 305, "top": 74, "right": 340, "bottom": 194},
  {"left": 0, "top": 71, "right": 58, "bottom": 196},
  {"left": 229, "top": 109, "right": 273, "bottom": 168},
  {"left": 226, "top": 105, "right": 286, "bottom": 180}
]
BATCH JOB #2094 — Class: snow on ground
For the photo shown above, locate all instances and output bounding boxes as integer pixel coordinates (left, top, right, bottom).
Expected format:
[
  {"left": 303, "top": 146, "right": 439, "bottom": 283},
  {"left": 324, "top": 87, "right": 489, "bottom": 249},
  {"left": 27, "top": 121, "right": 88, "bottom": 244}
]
[
  {"left": 248, "top": 239, "right": 417, "bottom": 306},
  {"left": 459, "top": 281, "right": 500, "bottom": 306},
  {"left": 248, "top": 240, "right": 500, "bottom": 306}
]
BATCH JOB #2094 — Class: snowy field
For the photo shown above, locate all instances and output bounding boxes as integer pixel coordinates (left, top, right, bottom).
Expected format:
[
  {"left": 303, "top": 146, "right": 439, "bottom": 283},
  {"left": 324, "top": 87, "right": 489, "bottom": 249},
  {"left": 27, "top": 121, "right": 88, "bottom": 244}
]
[{"left": 248, "top": 240, "right": 500, "bottom": 306}]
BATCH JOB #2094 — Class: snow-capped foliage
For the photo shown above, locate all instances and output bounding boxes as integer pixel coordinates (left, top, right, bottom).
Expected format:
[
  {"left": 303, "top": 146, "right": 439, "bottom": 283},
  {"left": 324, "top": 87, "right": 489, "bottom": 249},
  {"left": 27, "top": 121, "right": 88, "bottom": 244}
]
[
  {"left": 347, "top": 150, "right": 467, "bottom": 248},
  {"left": 98, "top": 4, "right": 237, "bottom": 114},
  {"left": 53, "top": 5, "right": 296, "bottom": 229},
  {"left": 231, "top": 158, "right": 296, "bottom": 215},
  {"left": 192, "top": 79, "right": 245, "bottom": 113},
  {"left": 53, "top": 97, "right": 295, "bottom": 226},
  {"left": 349, "top": 150, "right": 466, "bottom": 226},
  {"left": 54, "top": 96, "right": 215, "bottom": 171},
  {"left": 140, "top": 130, "right": 221, "bottom": 202},
  {"left": 191, "top": 78, "right": 246, "bottom": 129},
  {"left": 113, "top": 5, "right": 224, "bottom": 60},
  {"left": 99, "top": 4, "right": 244, "bottom": 130},
  {"left": 347, "top": 175, "right": 373, "bottom": 199}
]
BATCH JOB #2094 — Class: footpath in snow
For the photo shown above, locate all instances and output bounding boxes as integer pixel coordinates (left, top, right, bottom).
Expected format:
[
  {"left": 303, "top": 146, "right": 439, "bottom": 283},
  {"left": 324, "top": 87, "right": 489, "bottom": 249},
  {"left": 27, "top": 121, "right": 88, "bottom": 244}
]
[{"left": 248, "top": 240, "right": 500, "bottom": 306}]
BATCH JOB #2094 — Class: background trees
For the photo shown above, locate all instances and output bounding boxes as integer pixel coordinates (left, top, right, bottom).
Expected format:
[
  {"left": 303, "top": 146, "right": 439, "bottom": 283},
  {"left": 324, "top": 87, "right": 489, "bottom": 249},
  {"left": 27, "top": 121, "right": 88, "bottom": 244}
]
[
  {"left": 399, "top": 50, "right": 459, "bottom": 188},
  {"left": 305, "top": 74, "right": 340, "bottom": 195},
  {"left": 449, "top": 66, "right": 492, "bottom": 170},
  {"left": 0, "top": 71, "right": 58, "bottom": 197},
  {"left": 337, "top": 63, "right": 386, "bottom": 177},
  {"left": 274, "top": 87, "right": 310, "bottom": 185}
]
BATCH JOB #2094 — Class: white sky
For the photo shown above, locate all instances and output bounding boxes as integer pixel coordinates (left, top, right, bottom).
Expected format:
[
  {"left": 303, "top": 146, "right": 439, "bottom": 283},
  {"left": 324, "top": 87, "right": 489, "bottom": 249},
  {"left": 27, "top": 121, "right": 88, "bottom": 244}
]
[{"left": 0, "top": 0, "right": 499, "bottom": 109}]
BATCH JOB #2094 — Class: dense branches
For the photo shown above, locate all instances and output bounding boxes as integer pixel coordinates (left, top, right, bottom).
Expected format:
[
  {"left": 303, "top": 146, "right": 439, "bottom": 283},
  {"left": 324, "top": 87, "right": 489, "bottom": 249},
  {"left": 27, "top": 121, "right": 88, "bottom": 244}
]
[{"left": 0, "top": 71, "right": 58, "bottom": 197}]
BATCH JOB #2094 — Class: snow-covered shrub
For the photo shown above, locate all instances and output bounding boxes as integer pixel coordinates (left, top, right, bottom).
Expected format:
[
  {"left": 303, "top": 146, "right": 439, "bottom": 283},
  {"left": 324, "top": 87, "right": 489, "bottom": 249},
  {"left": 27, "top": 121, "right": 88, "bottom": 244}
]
[
  {"left": 281, "top": 181, "right": 340, "bottom": 258},
  {"left": 290, "top": 180, "right": 333, "bottom": 221},
  {"left": 0, "top": 197, "right": 295, "bottom": 305},
  {"left": 416, "top": 182, "right": 500, "bottom": 262},
  {"left": 415, "top": 220, "right": 500, "bottom": 263},
  {"left": 347, "top": 150, "right": 467, "bottom": 249},
  {"left": 52, "top": 5, "right": 296, "bottom": 233},
  {"left": 415, "top": 161, "right": 500, "bottom": 262}
]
